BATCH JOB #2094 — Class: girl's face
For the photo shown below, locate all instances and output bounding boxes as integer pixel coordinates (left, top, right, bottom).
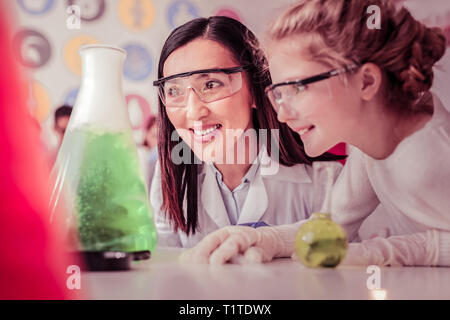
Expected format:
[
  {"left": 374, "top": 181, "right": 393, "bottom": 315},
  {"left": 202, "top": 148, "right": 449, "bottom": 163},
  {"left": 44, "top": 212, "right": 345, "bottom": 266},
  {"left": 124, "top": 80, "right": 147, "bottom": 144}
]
[
  {"left": 267, "top": 38, "right": 362, "bottom": 157},
  {"left": 162, "top": 38, "right": 254, "bottom": 163}
]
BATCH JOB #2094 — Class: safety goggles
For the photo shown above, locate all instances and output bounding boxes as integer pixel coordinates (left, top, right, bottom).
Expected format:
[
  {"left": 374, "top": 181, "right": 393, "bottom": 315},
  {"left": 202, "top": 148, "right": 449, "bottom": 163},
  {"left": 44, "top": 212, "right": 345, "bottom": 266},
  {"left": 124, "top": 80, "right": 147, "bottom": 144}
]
[
  {"left": 153, "top": 65, "right": 250, "bottom": 108},
  {"left": 265, "top": 64, "right": 360, "bottom": 113}
]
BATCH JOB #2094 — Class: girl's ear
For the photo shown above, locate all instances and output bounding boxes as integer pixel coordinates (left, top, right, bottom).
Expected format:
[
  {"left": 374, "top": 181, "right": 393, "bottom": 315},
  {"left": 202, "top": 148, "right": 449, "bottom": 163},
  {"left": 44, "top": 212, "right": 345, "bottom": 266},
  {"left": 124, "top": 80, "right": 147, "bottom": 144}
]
[{"left": 358, "top": 63, "right": 383, "bottom": 101}]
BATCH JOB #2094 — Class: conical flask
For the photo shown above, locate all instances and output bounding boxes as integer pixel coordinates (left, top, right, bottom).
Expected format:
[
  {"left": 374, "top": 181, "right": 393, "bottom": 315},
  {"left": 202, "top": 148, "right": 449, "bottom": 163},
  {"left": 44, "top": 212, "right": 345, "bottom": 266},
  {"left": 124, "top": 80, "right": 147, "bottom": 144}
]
[{"left": 49, "top": 45, "right": 157, "bottom": 260}]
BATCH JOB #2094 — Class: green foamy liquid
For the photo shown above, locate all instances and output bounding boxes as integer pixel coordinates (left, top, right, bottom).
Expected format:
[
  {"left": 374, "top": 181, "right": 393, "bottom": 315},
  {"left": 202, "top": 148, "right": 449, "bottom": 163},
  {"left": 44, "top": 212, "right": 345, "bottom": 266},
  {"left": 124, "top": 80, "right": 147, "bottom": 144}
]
[{"left": 73, "top": 128, "right": 157, "bottom": 253}]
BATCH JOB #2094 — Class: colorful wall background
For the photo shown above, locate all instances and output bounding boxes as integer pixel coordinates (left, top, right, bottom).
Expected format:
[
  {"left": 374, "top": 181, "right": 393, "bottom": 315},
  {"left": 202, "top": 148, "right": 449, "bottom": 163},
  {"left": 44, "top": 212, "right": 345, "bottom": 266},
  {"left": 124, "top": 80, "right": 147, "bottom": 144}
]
[{"left": 5, "top": 0, "right": 450, "bottom": 150}]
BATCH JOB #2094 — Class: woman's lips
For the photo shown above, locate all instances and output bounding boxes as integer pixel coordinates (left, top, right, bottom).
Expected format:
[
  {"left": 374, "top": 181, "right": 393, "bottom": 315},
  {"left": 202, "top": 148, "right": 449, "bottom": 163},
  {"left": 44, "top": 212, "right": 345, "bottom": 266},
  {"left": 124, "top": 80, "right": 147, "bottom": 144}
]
[
  {"left": 294, "top": 125, "right": 315, "bottom": 136},
  {"left": 190, "top": 124, "right": 222, "bottom": 143}
]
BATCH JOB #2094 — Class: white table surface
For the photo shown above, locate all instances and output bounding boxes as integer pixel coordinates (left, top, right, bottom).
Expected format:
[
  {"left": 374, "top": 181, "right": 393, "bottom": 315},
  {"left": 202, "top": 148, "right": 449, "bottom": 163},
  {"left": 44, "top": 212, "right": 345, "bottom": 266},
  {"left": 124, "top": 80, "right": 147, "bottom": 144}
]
[{"left": 81, "top": 248, "right": 450, "bottom": 300}]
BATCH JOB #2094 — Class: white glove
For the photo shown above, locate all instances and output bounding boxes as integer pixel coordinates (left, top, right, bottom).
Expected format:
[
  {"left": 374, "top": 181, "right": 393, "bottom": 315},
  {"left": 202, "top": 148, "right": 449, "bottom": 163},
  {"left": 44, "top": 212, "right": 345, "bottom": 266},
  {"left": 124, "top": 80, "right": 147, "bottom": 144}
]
[
  {"left": 341, "top": 230, "right": 440, "bottom": 267},
  {"left": 179, "top": 225, "right": 296, "bottom": 265}
]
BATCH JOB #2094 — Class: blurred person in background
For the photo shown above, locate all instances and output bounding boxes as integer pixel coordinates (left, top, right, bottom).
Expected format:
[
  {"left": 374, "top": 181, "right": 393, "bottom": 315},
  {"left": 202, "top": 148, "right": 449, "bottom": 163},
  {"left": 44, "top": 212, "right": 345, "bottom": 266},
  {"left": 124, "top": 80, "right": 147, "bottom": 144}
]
[
  {"left": 53, "top": 105, "right": 72, "bottom": 148},
  {"left": 136, "top": 115, "right": 159, "bottom": 193},
  {"left": 50, "top": 104, "right": 72, "bottom": 165},
  {"left": 142, "top": 115, "right": 159, "bottom": 192}
]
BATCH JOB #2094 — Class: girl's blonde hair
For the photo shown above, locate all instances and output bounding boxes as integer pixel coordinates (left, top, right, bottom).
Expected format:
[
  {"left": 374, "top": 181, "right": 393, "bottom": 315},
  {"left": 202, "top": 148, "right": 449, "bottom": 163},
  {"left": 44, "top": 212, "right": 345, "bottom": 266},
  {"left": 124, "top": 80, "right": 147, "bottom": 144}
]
[{"left": 267, "top": 0, "right": 447, "bottom": 112}]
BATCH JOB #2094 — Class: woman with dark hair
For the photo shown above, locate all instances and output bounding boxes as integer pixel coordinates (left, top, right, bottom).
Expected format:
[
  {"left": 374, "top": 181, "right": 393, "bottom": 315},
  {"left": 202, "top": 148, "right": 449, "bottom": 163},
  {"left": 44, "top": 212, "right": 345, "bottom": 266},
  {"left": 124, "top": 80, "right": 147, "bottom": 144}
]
[{"left": 150, "top": 16, "right": 344, "bottom": 248}]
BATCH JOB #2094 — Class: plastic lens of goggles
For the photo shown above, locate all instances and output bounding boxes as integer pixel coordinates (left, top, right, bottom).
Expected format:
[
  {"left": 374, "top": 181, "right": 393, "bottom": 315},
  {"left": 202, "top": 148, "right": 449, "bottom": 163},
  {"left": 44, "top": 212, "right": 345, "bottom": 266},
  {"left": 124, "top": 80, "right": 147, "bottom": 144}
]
[
  {"left": 158, "top": 71, "right": 243, "bottom": 107},
  {"left": 266, "top": 84, "right": 305, "bottom": 111}
]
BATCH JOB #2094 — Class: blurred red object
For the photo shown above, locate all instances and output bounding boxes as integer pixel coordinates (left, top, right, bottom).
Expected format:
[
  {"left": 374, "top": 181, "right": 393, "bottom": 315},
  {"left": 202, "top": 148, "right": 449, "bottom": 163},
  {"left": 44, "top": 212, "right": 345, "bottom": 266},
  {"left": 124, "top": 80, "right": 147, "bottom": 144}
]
[{"left": 0, "top": 7, "right": 77, "bottom": 300}]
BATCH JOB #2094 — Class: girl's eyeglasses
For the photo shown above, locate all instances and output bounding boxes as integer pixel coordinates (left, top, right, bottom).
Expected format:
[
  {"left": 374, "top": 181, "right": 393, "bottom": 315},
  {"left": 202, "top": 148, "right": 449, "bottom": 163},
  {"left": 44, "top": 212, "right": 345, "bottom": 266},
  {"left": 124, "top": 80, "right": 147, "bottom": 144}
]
[{"left": 265, "top": 64, "right": 360, "bottom": 113}]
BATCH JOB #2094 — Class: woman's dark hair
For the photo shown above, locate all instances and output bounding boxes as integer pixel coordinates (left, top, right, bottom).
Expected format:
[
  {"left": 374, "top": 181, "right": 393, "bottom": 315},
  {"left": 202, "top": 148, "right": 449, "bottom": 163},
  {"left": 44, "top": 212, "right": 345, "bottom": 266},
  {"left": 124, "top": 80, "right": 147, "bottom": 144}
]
[{"left": 156, "top": 16, "right": 344, "bottom": 235}]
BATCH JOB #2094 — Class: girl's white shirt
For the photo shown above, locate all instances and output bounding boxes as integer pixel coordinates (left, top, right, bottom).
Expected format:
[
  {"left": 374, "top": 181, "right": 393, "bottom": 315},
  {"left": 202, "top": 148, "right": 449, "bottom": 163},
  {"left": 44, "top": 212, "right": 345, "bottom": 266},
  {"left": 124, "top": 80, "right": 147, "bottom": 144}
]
[{"left": 329, "top": 93, "right": 450, "bottom": 265}]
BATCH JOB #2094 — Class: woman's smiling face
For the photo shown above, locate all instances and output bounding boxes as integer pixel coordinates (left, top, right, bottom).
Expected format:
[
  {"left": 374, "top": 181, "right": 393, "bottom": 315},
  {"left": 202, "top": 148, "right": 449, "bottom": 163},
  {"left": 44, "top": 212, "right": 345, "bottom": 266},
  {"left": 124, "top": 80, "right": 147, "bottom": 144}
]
[{"left": 162, "top": 38, "right": 254, "bottom": 163}]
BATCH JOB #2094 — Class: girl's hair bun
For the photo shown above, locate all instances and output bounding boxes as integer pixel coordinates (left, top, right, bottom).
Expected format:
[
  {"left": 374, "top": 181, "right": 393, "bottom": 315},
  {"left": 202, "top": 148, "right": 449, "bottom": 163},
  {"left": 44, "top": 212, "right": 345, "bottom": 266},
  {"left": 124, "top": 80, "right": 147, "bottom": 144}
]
[{"left": 399, "top": 26, "right": 446, "bottom": 100}]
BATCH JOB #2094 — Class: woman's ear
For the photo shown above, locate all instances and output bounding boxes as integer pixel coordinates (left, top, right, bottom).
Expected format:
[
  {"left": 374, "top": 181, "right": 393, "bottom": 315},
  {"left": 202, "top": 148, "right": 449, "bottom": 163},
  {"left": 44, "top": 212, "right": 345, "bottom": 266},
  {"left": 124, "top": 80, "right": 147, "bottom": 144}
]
[{"left": 358, "top": 63, "right": 383, "bottom": 101}]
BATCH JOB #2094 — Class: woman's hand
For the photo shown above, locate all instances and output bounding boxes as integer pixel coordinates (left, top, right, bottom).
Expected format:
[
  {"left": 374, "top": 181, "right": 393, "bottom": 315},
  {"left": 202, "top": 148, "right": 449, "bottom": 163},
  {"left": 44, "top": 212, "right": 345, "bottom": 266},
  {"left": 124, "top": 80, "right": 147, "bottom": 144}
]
[{"left": 179, "top": 225, "right": 288, "bottom": 265}]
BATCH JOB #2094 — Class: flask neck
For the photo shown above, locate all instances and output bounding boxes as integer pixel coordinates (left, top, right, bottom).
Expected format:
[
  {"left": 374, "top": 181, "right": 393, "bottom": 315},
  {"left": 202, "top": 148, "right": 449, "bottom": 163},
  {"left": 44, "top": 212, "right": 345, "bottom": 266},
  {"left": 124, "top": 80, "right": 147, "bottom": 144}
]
[
  {"left": 80, "top": 47, "right": 124, "bottom": 94},
  {"left": 71, "top": 46, "right": 130, "bottom": 132}
]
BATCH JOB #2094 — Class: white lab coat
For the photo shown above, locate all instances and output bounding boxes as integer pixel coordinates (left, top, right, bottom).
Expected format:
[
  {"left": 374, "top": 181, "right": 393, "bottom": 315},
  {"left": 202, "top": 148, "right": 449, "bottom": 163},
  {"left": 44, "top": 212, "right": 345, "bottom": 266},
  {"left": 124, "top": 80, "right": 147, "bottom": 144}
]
[{"left": 150, "top": 151, "right": 342, "bottom": 248}]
